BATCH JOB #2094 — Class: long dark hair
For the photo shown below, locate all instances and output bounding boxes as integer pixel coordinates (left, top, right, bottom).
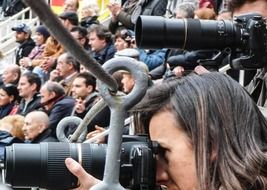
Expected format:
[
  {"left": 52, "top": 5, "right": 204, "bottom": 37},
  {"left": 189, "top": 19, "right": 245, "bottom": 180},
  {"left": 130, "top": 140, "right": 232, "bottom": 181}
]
[{"left": 134, "top": 72, "right": 267, "bottom": 190}]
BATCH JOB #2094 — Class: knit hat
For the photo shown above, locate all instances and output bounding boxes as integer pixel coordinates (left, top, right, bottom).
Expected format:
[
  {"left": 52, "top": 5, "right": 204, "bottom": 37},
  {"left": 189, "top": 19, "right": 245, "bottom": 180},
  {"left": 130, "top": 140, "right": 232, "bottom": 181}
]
[{"left": 35, "top": 25, "right": 50, "bottom": 39}]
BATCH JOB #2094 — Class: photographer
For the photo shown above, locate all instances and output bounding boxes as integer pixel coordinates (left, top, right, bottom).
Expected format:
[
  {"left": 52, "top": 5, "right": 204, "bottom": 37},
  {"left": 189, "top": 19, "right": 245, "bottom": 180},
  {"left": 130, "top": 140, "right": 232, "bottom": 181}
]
[{"left": 65, "top": 72, "right": 267, "bottom": 190}]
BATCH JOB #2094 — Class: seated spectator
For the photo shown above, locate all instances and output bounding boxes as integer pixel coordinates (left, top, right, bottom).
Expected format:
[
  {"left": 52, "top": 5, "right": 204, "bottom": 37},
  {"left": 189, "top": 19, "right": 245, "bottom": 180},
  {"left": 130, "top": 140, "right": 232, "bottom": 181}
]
[
  {"left": 23, "top": 111, "right": 58, "bottom": 143},
  {"left": 71, "top": 72, "right": 98, "bottom": 118},
  {"left": 19, "top": 25, "right": 50, "bottom": 70},
  {"left": 16, "top": 72, "right": 42, "bottom": 116},
  {"left": 80, "top": 1, "right": 100, "bottom": 28},
  {"left": 0, "top": 114, "right": 25, "bottom": 160},
  {"left": 0, "top": 84, "right": 19, "bottom": 119},
  {"left": 50, "top": 52, "right": 80, "bottom": 96},
  {"left": 39, "top": 81, "right": 75, "bottom": 137},
  {"left": 11, "top": 23, "right": 35, "bottom": 65},
  {"left": 120, "top": 70, "right": 135, "bottom": 94},
  {"left": 1, "top": 64, "right": 21, "bottom": 85},
  {"left": 32, "top": 35, "right": 65, "bottom": 83},
  {"left": 114, "top": 28, "right": 134, "bottom": 51},
  {"left": 63, "top": 0, "right": 79, "bottom": 13},
  {"left": 88, "top": 24, "right": 116, "bottom": 65},
  {"left": 58, "top": 11, "right": 79, "bottom": 31},
  {"left": 70, "top": 26, "right": 90, "bottom": 50}
]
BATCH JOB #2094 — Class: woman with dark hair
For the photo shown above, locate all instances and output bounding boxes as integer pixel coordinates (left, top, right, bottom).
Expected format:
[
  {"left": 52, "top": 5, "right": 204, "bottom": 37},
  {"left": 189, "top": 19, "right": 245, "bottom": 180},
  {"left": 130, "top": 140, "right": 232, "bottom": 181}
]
[
  {"left": 65, "top": 72, "right": 267, "bottom": 190},
  {"left": 19, "top": 25, "right": 51, "bottom": 70},
  {"left": 0, "top": 84, "right": 19, "bottom": 119},
  {"left": 114, "top": 28, "right": 134, "bottom": 51}
]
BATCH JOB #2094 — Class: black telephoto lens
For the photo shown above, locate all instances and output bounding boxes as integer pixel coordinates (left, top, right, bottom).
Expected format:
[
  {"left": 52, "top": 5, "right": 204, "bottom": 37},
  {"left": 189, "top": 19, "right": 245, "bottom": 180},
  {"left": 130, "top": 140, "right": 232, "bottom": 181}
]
[
  {"left": 135, "top": 16, "right": 242, "bottom": 50},
  {"left": 5, "top": 143, "right": 106, "bottom": 190},
  {"left": 4, "top": 138, "right": 157, "bottom": 190}
]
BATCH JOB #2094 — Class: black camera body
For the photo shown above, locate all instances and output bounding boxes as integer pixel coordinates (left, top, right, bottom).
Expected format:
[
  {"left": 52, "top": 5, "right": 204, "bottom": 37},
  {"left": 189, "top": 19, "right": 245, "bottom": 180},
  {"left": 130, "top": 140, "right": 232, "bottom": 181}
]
[
  {"left": 4, "top": 135, "right": 158, "bottom": 190},
  {"left": 135, "top": 13, "right": 267, "bottom": 69}
]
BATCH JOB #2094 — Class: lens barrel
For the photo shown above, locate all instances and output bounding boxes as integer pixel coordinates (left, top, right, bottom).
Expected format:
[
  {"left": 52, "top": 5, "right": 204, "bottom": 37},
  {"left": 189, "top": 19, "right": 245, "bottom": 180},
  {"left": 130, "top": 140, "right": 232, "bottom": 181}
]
[
  {"left": 5, "top": 143, "right": 106, "bottom": 190},
  {"left": 135, "top": 16, "right": 242, "bottom": 50}
]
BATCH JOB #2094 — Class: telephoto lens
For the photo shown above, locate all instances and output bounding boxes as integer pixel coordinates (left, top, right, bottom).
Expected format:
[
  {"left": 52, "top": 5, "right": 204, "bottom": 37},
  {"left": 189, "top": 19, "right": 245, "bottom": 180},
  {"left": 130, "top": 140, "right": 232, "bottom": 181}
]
[
  {"left": 4, "top": 138, "right": 157, "bottom": 190},
  {"left": 135, "top": 16, "right": 241, "bottom": 50},
  {"left": 5, "top": 142, "right": 106, "bottom": 190}
]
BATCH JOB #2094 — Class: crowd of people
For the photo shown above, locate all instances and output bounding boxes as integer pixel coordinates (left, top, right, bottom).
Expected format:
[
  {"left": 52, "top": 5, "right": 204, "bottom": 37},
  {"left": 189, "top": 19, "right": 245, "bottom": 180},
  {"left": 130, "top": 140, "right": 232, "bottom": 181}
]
[{"left": 0, "top": 0, "right": 267, "bottom": 189}]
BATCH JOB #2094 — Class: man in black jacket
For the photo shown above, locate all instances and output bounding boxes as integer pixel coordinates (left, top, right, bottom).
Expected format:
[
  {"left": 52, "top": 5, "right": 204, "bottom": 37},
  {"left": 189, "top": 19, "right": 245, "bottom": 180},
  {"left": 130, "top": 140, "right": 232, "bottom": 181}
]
[
  {"left": 11, "top": 23, "right": 35, "bottom": 65},
  {"left": 40, "top": 81, "right": 75, "bottom": 137},
  {"left": 17, "top": 72, "right": 41, "bottom": 116}
]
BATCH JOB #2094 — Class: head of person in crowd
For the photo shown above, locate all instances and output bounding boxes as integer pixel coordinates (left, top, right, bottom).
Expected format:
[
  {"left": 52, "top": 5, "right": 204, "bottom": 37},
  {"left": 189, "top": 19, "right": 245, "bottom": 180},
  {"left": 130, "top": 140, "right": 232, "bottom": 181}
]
[
  {"left": 133, "top": 72, "right": 267, "bottom": 190},
  {"left": 0, "top": 84, "right": 19, "bottom": 106},
  {"left": 17, "top": 72, "right": 42, "bottom": 102},
  {"left": 70, "top": 26, "right": 89, "bottom": 50},
  {"left": 0, "top": 114, "right": 25, "bottom": 141},
  {"left": 11, "top": 23, "right": 32, "bottom": 44},
  {"left": 194, "top": 7, "right": 217, "bottom": 19},
  {"left": 59, "top": 11, "right": 79, "bottom": 30},
  {"left": 22, "top": 111, "right": 50, "bottom": 141},
  {"left": 120, "top": 70, "right": 135, "bottom": 94},
  {"left": 2, "top": 64, "right": 21, "bottom": 85},
  {"left": 175, "top": 2, "right": 196, "bottom": 18},
  {"left": 88, "top": 24, "right": 113, "bottom": 52},
  {"left": 56, "top": 52, "right": 80, "bottom": 79},
  {"left": 40, "top": 81, "right": 66, "bottom": 111},
  {"left": 71, "top": 72, "right": 96, "bottom": 100},
  {"left": 112, "top": 71, "right": 124, "bottom": 92},
  {"left": 63, "top": 0, "right": 79, "bottom": 12},
  {"left": 80, "top": 2, "right": 100, "bottom": 28},
  {"left": 228, "top": 0, "right": 267, "bottom": 17},
  {"left": 114, "top": 28, "right": 134, "bottom": 51},
  {"left": 0, "top": 84, "right": 19, "bottom": 119},
  {"left": 34, "top": 25, "right": 50, "bottom": 46}
]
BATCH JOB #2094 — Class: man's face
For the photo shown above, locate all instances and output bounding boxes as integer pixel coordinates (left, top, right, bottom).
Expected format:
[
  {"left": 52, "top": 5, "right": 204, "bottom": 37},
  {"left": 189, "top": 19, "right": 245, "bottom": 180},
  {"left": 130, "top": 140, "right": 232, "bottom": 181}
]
[
  {"left": 40, "top": 86, "right": 54, "bottom": 105},
  {"left": 17, "top": 76, "right": 35, "bottom": 99},
  {"left": 88, "top": 31, "right": 106, "bottom": 52},
  {"left": 15, "top": 31, "right": 28, "bottom": 43},
  {"left": 56, "top": 54, "right": 72, "bottom": 78},
  {"left": 121, "top": 73, "right": 135, "bottom": 94},
  {"left": 63, "top": 0, "right": 78, "bottom": 12},
  {"left": 71, "top": 31, "right": 86, "bottom": 47},
  {"left": 2, "top": 68, "right": 17, "bottom": 84},
  {"left": 22, "top": 114, "right": 41, "bottom": 141},
  {"left": 71, "top": 77, "right": 92, "bottom": 99}
]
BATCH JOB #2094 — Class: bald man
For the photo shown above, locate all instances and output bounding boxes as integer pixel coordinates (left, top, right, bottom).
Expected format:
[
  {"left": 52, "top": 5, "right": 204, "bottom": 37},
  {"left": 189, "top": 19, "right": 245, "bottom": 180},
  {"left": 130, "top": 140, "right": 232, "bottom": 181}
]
[
  {"left": 2, "top": 64, "right": 21, "bottom": 85},
  {"left": 22, "top": 111, "right": 58, "bottom": 143}
]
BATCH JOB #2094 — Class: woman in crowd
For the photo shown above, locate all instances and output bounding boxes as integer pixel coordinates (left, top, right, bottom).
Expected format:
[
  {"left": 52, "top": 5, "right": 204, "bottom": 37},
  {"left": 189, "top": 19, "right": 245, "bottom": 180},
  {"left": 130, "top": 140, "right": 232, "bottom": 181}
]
[
  {"left": 0, "top": 84, "right": 19, "bottom": 119},
  {"left": 114, "top": 28, "right": 134, "bottom": 51},
  {"left": 65, "top": 72, "right": 267, "bottom": 190},
  {"left": 19, "top": 25, "right": 50, "bottom": 70}
]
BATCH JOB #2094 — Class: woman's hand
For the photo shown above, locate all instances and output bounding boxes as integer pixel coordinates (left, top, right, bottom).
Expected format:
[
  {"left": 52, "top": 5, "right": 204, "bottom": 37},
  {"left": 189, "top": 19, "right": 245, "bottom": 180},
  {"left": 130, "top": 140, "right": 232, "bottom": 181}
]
[{"left": 65, "top": 157, "right": 100, "bottom": 190}]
